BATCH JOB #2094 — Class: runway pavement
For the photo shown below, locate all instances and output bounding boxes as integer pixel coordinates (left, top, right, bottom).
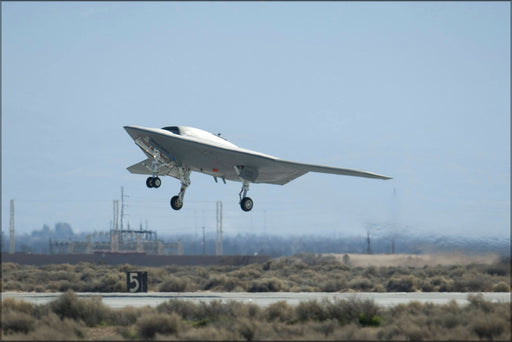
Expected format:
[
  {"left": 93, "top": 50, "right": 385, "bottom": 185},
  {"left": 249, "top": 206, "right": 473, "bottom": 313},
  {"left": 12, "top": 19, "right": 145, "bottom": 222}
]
[{"left": 2, "top": 292, "right": 509, "bottom": 309}]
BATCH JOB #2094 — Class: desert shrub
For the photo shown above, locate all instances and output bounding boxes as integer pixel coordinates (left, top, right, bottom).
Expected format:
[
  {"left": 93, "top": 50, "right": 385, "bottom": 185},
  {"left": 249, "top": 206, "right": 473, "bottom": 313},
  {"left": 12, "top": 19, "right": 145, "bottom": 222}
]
[
  {"left": 473, "top": 317, "right": 506, "bottom": 340},
  {"left": 403, "top": 325, "right": 429, "bottom": 341},
  {"left": 1, "top": 298, "right": 33, "bottom": 314},
  {"left": 312, "top": 319, "right": 338, "bottom": 337},
  {"left": 6, "top": 280, "right": 24, "bottom": 291},
  {"left": 420, "top": 279, "right": 434, "bottom": 292},
  {"left": 451, "top": 277, "right": 492, "bottom": 292},
  {"left": 295, "top": 300, "right": 328, "bottom": 322},
  {"left": 49, "top": 290, "right": 83, "bottom": 321},
  {"left": 386, "top": 275, "right": 417, "bottom": 292},
  {"left": 203, "top": 274, "right": 243, "bottom": 292},
  {"left": 80, "top": 296, "right": 112, "bottom": 327},
  {"left": 93, "top": 273, "right": 124, "bottom": 292},
  {"left": 196, "top": 300, "right": 236, "bottom": 322},
  {"left": 248, "top": 277, "right": 284, "bottom": 292},
  {"left": 325, "top": 297, "right": 380, "bottom": 326},
  {"left": 372, "top": 284, "right": 386, "bottom": 292},
  {"left": 320, "top": 279, "right": 347, "bottom": 292},
  {"left": 492, "top": 281, "right": 510, "bottom": 292},
  {"left": 363, "top": 266, "right": 378, "bottom": 278},
  {"left": 79, "top": 269, "right": 95, "bottom": 283},
  {"left": 264, "top": 301, "right": 294, "bottom": 322},
  {"left": 58, "top": 280, "right": 74, "bottom": 292},
  {"left": 482, "top": 261, "right": 510, "bottom": 276},
  {"left": 383, "top": 266, "right": 411, "bottom": 278},
  {"left": 234, "top": 264, "right": 263, "bottom": 280},
  {"left": 377, "top": 324, "right": 401, "bottom": 340},
  {"left": 9, "top": 312, "right": 85, "bottom": 340},
  {"left": 1, "top": 311, "right": 35, "bottom": 334},
  {"left": 31, "top": 303, "right": 51, "bottom": 320},
  {"left": 46, "top": 281, "right": 61, "bottom": 292},
  {"left": 177, "top": 324, "right": 239, "bottom": 340},
  {"left": 247, "top": 303, "right": 261, "bottom": 319},
  {"left": 447, "top": 265, "right": 465, "bottom": 278},
  {"left": 48, "top": 270, "right": 78, "bottom": 282},
  {"left": 358, "top": 313, "right": 381, "bottom": 327},
  {"left": 49, "top": 290, "right": 111, "bottom": 327},
  {"left": 467, "top": 293, "right": 495, "bottom": 313},
  {"left": 159, "top": 276, "right": 190, "bottom": 292},
  {"left": 231, "top": 317, "right": 257, "bottom": 341},
  {"left": 430, "top": 310, "right": 463, "bottom": 329},
  {"left": 348, "top": 277, "right": 374, "bottom": 291},
  {"left": 157, "top": 299, "right": 197, "bottom": 320},
  {"left": 112, "top": 306, "right": 142, "bottom": 326},
  {"left": 1, "top": 262, "right": 18, "bottom": 271},
  {"left": 136, "top": 312, "right": 181, "bottom": 339}
]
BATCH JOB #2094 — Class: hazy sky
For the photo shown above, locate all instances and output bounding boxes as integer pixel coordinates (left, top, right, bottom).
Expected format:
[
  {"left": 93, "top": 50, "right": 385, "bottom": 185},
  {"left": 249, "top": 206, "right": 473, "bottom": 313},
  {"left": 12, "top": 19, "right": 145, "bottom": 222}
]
[{"left": 2, "top": 2, "right": 510, "bottom": 239}]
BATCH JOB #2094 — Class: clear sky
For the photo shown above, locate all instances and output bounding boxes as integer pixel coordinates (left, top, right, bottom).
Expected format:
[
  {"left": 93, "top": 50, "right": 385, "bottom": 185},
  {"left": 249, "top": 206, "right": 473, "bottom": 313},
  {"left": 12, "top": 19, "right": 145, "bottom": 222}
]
[{"left": 2, "top": 2, "right": 510, "bottom": 240}]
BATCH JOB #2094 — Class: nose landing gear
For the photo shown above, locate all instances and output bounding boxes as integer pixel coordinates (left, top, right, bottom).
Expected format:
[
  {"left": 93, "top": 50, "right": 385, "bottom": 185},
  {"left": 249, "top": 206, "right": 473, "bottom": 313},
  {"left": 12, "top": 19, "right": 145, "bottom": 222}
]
[
  {"left": 239, "top": 180, "right": 253, "bottom": 212},
  {"left": 240, "top": 197, "right": 253, "bottom": 212},
  {"left": 169, "top": 168, "right": 191, "bottom": 211}
]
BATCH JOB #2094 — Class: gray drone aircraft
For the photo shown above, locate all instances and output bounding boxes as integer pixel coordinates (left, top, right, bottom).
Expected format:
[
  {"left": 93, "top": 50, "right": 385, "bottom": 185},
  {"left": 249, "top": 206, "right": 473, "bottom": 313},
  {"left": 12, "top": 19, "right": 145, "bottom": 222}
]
[{"left": 124, "top": 125, "right": 392, "bottom": 212}]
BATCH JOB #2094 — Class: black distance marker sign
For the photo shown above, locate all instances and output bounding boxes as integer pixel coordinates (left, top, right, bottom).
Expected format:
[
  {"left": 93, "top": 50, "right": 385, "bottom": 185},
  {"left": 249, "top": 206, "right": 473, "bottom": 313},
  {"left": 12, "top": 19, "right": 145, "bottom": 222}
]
[{"left": 127, "top": 272, "right": 148, "bottom": 292}]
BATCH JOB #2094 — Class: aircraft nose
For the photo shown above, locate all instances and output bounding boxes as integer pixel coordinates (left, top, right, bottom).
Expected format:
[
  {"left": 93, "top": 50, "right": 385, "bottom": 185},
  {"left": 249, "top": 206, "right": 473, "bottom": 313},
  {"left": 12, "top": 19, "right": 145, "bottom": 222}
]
[{"left": 124, "top": 125, "right": 145, "bottom": 139}]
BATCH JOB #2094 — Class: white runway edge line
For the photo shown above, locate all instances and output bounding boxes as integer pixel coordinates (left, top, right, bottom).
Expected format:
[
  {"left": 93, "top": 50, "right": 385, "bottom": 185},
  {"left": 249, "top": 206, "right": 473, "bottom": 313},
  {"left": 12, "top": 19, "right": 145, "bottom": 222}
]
[{"left": 2, "top": 292, "right": 510, "bottom": 309}]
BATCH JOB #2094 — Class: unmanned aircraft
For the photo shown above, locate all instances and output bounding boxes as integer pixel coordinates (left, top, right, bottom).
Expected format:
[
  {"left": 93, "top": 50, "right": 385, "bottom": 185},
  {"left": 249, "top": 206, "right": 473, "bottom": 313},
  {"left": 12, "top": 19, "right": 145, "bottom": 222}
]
[{"left": 124, "top": 125, "right": 391, "bottom": 212}]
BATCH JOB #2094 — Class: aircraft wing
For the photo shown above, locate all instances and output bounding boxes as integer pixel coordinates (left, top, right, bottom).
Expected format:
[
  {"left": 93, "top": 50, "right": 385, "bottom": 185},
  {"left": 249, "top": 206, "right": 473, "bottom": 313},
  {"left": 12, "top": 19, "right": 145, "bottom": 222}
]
[
  {"left": 124, "top": 126, "right": 391, "bottom": 185},
  {"left": 265, "top": 159, "right": 392, "bottom": 184},
  {"left": 127, "top": 158, "right": 175, "bottom": 176}
]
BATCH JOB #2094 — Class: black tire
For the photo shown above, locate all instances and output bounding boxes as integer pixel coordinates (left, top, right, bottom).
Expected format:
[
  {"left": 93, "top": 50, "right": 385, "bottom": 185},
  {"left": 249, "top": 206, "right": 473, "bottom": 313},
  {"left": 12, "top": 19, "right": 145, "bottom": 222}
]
[
  {"left": 146, "top": 177, "right": 154, "bottom": 188},
  {"left": 240, "top": 197, "right": 253, "bottom": 212},
  {"left": 153, "top": 177, "right": 161, "bottom": 188},
  {"left": 170, "top": 196, "right": 183, "bottom": 210}
]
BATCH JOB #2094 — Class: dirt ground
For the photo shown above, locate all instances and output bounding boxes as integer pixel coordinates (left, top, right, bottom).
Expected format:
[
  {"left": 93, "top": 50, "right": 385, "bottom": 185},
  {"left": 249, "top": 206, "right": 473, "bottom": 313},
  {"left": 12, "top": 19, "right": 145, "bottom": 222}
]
[{"left": 326, "top": 252, "right": 500, "bottom": 267}]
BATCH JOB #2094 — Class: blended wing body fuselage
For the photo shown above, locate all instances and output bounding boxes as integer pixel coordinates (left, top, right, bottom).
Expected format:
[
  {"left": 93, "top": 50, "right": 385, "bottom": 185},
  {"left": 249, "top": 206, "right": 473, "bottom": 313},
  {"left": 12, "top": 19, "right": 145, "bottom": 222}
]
[{"left": 124, "top": 125, "right": 391, "bottom": 211}]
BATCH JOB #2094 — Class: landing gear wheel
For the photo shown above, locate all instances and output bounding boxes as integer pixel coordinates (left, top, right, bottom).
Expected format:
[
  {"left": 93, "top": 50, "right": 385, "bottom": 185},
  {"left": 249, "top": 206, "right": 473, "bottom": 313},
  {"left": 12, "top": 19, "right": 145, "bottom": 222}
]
[
  {"left": 146, "top": 177, "right": 161, "bottom": 188},
  {"left": 170, "top": 196, "right": 183, "bottom": 210},
  {"left": 240, "top": 197, "right": 253, "bottom": 212}
]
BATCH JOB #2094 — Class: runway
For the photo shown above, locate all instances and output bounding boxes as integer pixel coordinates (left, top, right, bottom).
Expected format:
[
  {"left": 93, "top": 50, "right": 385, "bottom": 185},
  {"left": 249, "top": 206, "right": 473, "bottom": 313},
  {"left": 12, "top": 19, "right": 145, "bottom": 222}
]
[{"left": 2, "top": 292, "right": 509, "bottom": 309}]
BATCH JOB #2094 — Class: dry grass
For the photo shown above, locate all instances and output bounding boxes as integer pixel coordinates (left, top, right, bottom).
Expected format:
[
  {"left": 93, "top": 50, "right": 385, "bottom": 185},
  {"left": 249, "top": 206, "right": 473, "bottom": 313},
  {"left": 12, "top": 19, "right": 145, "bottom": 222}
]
[
  {"left": 2, "top": 254, "right": 510, "bottom": 294},
  {"left": 1, "top": 290, "right": 510, "bottom": 340}
]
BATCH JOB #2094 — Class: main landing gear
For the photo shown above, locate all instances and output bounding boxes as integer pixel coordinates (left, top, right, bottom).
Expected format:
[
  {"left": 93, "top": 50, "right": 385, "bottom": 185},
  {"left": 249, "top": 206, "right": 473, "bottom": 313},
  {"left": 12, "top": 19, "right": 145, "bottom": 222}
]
[
  {"left": 146, "top": 150, "right": 164, "bottom": 188},
  {"left": 151, "top": 165, "right": 254, "bottom": 212},
  {"left": 146, "top": 176, "right": 161, "bottom": 188},
  {"left": 170, "top": 168, "right": 191, "bottom": 211}
]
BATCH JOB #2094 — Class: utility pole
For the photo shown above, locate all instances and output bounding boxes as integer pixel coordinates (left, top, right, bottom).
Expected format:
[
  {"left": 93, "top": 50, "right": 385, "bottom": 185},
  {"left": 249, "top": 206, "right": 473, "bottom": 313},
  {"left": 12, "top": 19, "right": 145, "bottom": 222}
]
[
  {"left": 9, "top": 199, "right": 15, "bottom": 254},
  {"left": 263, "top": 210, "right": 267, "bottom": 234},
  {"left": 216, "top": 201, "right": 223, "bottom": 255},
  {"left": 120, "top": 187, "right": 125, "bottom": 230},
  {"left": 202, "top": 226, "right": 206, "bottom": 255},
  {"left": 111, "top": 200, "right": 119, "bottom": 252},
  {"left": 366, "top": 231, "right": 372, "bottom": 255}
]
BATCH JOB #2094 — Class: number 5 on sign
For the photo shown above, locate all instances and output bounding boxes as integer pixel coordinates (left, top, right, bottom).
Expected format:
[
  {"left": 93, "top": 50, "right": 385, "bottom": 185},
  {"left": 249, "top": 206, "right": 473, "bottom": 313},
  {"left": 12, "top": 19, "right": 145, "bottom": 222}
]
[{"left": 127, "top": 272, "right": 148, "bottom": 292}]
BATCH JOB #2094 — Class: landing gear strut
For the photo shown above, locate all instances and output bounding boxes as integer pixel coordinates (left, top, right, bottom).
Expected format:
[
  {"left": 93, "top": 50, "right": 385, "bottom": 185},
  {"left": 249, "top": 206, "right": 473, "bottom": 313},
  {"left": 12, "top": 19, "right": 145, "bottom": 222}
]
[
  {"left": 170, "top": 168, "right": 191, "bottom": 211},
  {"left": 239, "top": 180, "right": 253, "bottom": 212},
  {"left": 145, "top": 148, "right": 164, "bottom": 189}
]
